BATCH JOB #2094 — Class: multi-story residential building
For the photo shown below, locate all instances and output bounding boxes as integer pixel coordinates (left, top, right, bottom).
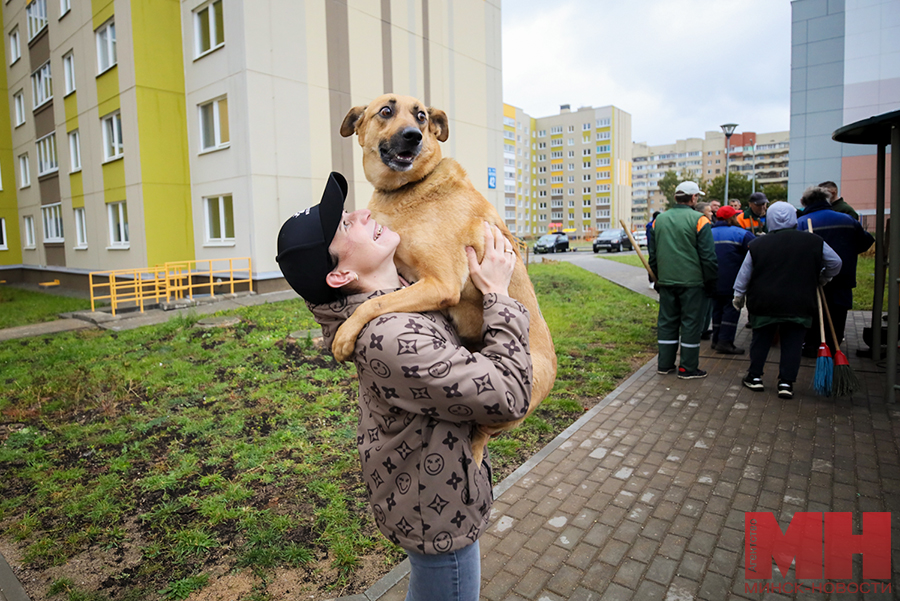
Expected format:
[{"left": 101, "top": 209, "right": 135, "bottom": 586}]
[
  {"left": 502, "top": 104, "right": 535, "bottom": 237},
  {"left": 789, "top": 0, "right": 898, "bottom": 219},
  {"left": 631, "top": 130, "right": 790, "bottom": 224},
  {"left": 504, "top": 103, "right": 632, "bottom": 238},
  {"left": 0, "top": 0, "right": 503, "bottom": 291}
]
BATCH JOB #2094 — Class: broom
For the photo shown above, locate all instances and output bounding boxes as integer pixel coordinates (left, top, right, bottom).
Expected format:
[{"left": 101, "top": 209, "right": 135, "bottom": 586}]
[
  {"left": 807, "top": 221, "right": 858, "bottom": 396},
  {"left": 813, "top": 286, "right": 833, "bottom": 396},
  {"left": 820, "top": 287, "right": 860, "bottom": 396},
  {"left": 619, "top": 220, "right": 657, "bottom": 283}
]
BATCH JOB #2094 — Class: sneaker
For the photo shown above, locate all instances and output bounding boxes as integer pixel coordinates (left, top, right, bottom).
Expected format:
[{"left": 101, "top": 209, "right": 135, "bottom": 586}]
[
  {"left": 777, "top": 381, "right": 794, "bottom": 399},
  {"left": 677, "top": 367, "right": 708, "bottom": 380},
  {"left": 657, "top": 366, "right": 676, "bottom": 375},
  {"left": 715, "top": 341, "right": 746, "bottom": 355},
  {"left": 742, "top": 374, "right": 764, "bottom": 391}
]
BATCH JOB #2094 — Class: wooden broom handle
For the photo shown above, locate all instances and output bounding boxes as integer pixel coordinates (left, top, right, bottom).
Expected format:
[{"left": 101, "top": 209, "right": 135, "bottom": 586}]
[
  {"left": 817, "top": 286, "right": 826, "bottom": 343},
  {"left": 808, "top": 221, "right": 840, "bottom": 351},
  {"left": 619, "top": 220, "right": 657, "bottom": 282}
]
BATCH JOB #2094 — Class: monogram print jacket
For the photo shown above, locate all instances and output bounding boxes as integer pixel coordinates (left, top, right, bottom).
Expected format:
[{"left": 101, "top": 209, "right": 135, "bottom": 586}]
[{"left": 311, "top": 290, "right": 533, "bottom": 555}]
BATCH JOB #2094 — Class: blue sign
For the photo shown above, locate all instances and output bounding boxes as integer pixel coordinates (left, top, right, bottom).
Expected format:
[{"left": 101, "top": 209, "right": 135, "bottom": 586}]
[{"left": 487, "top": 167, "right": 496, "bottom": 189}]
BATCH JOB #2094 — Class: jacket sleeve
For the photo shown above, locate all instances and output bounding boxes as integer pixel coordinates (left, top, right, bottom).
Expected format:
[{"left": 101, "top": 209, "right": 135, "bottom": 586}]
[
  {"left": 853, "top": 222, "right": 875, "bottom": 254},
  {"left": 822, "top": 241, "right": 843, "bottom": 280},
  {"left": 733, "top": 253, "right": 753, "bottom": 296},
  {"left": 696, "top": 220, "right": 718, "bottom": 285},
  {"left": 648, "top": 221, "right": 658, "bottom": 276},
  {"left": 356, "top": 294, "right": 532, "bottom": 426}
]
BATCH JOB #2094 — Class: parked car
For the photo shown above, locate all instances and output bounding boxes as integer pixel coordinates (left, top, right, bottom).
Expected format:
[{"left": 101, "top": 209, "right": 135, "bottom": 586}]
[
  {"left": 632, "top": 230, "right": 648, "bottom": 248},
  {"left": 593, "top": 228, "right": 633, "bottom": 253},
  {"left": 533, "top": 232, "right": 570, "bottom": 254}
]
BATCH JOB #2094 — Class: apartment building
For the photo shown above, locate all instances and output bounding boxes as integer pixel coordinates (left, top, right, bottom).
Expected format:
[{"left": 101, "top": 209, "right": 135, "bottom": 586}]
[
  {"left": 501, "top": 103, "right": 535, "bottom": 237},
  {"left": 0, "top": 0, "right": 503, "bottom": 290},
  {"left": 504, "top": 103, "right": 633, "bottom": 239},
  {"left": 631, "top": 130, "right": 790, "bottom": 224}
]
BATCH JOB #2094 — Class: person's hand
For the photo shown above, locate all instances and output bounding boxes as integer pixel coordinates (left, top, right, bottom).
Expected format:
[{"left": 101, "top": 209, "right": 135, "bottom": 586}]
[
  {"left": 732, "top": 295, "right": 745, "bottom": 310},
  {"left": 467, "top": 222, "right": 517, "bottom": 297}
]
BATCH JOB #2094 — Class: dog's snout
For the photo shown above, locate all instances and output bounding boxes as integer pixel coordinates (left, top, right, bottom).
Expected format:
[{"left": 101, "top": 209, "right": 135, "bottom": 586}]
[{"left": 401, "top": 127, "right": 423, "bottom": 144}]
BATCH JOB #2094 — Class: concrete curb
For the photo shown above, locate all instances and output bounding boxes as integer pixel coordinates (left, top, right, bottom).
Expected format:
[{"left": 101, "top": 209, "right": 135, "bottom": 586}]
[
  {"left": 335, "top": 356, "right": 660, "bottom": 600},
  {"left": 0, "top": 550, "right": 30, "bottom": 601}
]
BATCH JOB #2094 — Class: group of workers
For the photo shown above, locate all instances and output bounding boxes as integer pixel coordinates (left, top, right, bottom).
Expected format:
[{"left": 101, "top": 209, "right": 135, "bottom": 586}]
[{"left": 648, "top": 180, "right": 873, "bottom": 400}]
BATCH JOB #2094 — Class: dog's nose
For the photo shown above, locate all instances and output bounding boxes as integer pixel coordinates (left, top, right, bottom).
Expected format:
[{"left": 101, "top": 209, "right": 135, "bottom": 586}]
[{"left": 401, "top": 127, "right": 423, "bottom": 145}]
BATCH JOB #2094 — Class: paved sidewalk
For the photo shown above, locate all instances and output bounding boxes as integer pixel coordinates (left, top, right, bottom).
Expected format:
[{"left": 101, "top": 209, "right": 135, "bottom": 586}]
[{"left": 345, "top": 257, "right": 900, "bottom": 600}]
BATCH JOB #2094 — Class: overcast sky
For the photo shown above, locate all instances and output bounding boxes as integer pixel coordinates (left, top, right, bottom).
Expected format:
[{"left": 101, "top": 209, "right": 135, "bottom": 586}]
[{"left": 501, "top": 0, "right": 793, "bottom": 146}]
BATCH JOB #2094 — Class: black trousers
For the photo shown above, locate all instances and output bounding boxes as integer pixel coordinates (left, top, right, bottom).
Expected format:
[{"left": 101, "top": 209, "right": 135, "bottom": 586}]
[{"left": 749, "top": 322, "right": 807, "bottom": 383}]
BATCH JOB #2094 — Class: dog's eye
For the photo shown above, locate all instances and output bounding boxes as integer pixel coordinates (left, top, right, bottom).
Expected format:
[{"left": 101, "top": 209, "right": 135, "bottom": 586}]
[
  {"left": 417, "top": 111, "right": 427, "bottom": 122},
  {"left": 379, "top": 106, "right": 392, "bottom": 118}
]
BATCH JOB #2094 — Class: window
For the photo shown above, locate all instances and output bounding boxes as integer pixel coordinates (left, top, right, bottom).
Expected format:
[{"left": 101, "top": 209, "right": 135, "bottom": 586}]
[
  {"left": 96, "top": 20, "right": 116, "bottom": 73},
  {"left": 18, "top": 154, "right": 30, "bottom": 188},
  {"left": 9, "top": 28, "right": 20, "bottom": 64},
  {"left": 199, "top": 97, "right": 229, "bottom": 151},
  {"left": 59, "top": 0, "right": 70, "bottom": 17},
  {"left": 194, "top": 0, "right": 224, "bottom": 57},
  {"left": 42, "top": 203, "right": 63, "bottom": 242},
  {"left": 23, "top": 216, "right": 35, "bottom": 247},
  {"left": 36, "top": 133, "right": 58, "bottom": 175},
  {"left": 68, "top": 130, "right": 81, "bottom": 172},
  {"left": 13, "top": 92, "right": 25, "bottom": 126},
  {"left": 31, "top": 61, "right": 52, "bottom": 108},
  {"left": 0, "top": 218, "right": 6, "bottom": 250},
  {"left": 102, "top": 111, "right": 123, "bottom": 161},
  {"left": 74, "top": 207, "right": 86, "bottom": 248},
  {"left": 27, "top": 0, "right": 47, "bottom": 40},
  {"left": 63, "top": 51, "right": 75, "bottom": 94},
  {"left": 567, "top": 125, "right": 574, "bottom": 133},
  {"left": 108, "top": 201, "right": 128, "bottom": 247}
]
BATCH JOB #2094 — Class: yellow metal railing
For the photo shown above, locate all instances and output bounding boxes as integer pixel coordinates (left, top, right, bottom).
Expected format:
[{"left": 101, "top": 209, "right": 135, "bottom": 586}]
[{"left": 90, "top": 257, "right": 253, "bottom": 315}]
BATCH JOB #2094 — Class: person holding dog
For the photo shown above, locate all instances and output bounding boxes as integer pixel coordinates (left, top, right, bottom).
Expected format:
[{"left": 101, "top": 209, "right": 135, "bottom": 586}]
[{"left": 276, "top": 172, "right": 531, "bottom": 601}]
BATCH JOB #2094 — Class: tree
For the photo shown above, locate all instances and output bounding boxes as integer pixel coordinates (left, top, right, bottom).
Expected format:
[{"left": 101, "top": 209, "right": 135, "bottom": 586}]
[
  {"left": 704, "top": 171, "right": 752, "bottom": 207},
  {"left": 760, "top": 183, "right": 787, "bottom": 203},
  {"left": 658, "top": 168, "right": 706, "bottom": 210}
]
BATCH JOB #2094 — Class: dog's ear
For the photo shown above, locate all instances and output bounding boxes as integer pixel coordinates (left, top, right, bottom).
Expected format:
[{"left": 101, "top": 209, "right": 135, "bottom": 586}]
[
  {"left": 340, "top": 105, "right": 367, "bottom": 138},
  {"left": 427, "top": 107, "right": 449, "bottom": 142}
]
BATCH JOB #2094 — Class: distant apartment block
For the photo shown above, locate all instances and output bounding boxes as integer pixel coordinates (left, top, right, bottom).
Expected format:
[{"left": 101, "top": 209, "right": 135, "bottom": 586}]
[
  {"left": 0, "top": 0, "right": 503, "bottom": 290},
  {"left": 503, "top": 103, "right": 633, "bottom": 238},
  {"left": 631, "top": 130, "right": 790, "bottom": 223}
]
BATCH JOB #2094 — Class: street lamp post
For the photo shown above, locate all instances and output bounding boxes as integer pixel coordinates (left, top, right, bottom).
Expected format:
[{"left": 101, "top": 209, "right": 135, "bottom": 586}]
[{"left": 721, "top": 123, "right": 738, "bottom": 203}]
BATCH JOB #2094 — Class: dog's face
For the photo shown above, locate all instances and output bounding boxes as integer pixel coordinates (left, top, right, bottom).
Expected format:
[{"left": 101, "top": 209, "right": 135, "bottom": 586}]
[{"left": 341, "top": 94, "right": 449, "bottom": 191}]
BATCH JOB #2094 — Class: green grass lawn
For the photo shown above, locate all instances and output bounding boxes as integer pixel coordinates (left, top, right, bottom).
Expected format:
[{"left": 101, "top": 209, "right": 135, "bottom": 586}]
[
  {"left": 597, "top": 253, "right": 645, "bottom": 268},
  {"left": 0, "top": 286, "right": 92, "bottom": 329},
  {"left": 854, "top": 255, "right": 891, "bottom": 311},
  {"left": 0, "top": 263, "right": 657, "bottom": 600}
]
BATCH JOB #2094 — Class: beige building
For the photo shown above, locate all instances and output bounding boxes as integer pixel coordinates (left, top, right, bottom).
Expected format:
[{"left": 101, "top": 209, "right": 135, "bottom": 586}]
[
  {"left": 504, "top": 103, "right": 633, "bottom": 239},
  {"left": 0, "top": 0, "right": 503, "bottom": 291},
  {"left": 632, "top": 130, "right": 790, "bottom": 223}
]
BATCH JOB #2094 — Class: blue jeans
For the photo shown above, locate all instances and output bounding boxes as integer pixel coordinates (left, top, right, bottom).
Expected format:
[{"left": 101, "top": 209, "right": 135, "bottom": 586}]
[{"left": 405, "top": 540, "right": 480, "bottom": 601}]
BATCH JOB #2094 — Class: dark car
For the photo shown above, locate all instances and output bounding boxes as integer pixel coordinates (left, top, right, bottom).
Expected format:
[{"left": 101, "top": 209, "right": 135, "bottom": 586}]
[
  {"left": 593, "top": 228, "right": 633, "bottom": 253},
  {"left": 533, "top": 233, "right": 569, "bottom": 254}
]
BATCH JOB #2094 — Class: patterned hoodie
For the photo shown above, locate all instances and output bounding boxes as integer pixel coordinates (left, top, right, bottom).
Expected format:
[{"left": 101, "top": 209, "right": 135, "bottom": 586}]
[{"left": 310, "top": 289, "right": 533, "bottom": 555}]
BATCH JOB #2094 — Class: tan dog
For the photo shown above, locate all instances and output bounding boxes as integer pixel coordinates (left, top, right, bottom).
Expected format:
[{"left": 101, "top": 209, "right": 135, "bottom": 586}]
[{"left": 334, "top": 94, "right": 557, "bottom": 464}]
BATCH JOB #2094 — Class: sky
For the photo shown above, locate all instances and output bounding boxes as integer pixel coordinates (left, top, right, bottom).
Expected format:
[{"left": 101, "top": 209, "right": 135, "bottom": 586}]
[{"left": 501, "top": 0, "right": 793, "bottom": 146}]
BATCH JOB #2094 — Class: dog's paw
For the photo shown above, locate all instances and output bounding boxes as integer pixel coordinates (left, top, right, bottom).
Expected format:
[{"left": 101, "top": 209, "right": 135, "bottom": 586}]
[{"left": 331, "top": 332, "right": 355, "bottom": 362}]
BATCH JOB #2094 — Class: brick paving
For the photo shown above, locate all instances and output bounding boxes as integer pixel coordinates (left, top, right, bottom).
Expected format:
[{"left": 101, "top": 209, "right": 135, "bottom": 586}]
[{"left": 343, "top": 258, "right": 900, "bottom": 601}]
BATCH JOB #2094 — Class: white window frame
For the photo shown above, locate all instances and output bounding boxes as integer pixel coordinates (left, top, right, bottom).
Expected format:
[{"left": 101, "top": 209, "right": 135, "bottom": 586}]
[
  {"left": 62, "top": 51, "right": 75, "bottom": 95},
  {"left": 36, "top": 132, "right": 58, "bottom": 176},
  {"left": 74, "top": 207, "right": 87, "bottom": 248},
  {"left": 13, "top": 91, "right": 24, "bottom": 126},
  {"left": 59, "top": 0, "right": 70, "bottom": 18},
  {"left": 42, "top": 203, "right": 64, "bottom": 242},
  {"left": 101, "top": 111, "right": 123, "bottom": 161},
  {"left": 194, "top": 0, "right": 224, "bottom": 58},
  {"left": 68, "top": 130, "right": 81, "bottom": 172},
  {"left": 0, "top": 218, "right": 6, "bottom": 250},
  {"left": 96, "top": 20, "right": 116, "bottom": 74},
  {"left": 198, "top": 96, "right": 229, "bottom": 152},
  {"left": 23, "top": 215, "right": 35, "bottom": 248},
  {"left": 26, "top": 0, "right": 47, "bottom": 41},
  {"left": 18, "top": 153, "right": 30, "bottom": 188},
  {"left": 31, "top": 61, "right": 52, "bottom": 109},
  {"left": 204, "top": 194, "right": 235, "bottom": 244},
  {"left": 107, "top": 201, "right": 129, "bottom": 248},
  {"left": 9, "top": 27, "right": 20, "bottom": 64}
]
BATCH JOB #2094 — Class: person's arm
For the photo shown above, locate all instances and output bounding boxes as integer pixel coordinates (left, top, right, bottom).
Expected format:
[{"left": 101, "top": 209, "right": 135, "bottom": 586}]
[
  {"left": 648, "top": 221, "right": 658, "bottom": 277},
  {"left": 733, "top": 253, "right": 753, "bottom": 297},
  {"left": 696, "top": 218, "right": 718, "bottom": 286},
  {"left": 821, "top": 241, "right": 843, "bottom": 283},
  {"left": 853, "top": 222, "right": 875, "bottom": 255}
]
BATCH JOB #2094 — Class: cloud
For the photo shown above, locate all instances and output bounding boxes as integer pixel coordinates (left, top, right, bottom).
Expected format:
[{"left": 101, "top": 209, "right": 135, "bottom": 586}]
[{"left": 502, "top": 0, "right": 791, "bottom": 145}]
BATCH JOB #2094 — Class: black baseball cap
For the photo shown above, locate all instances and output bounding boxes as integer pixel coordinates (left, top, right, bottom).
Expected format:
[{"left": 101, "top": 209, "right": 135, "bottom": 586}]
[{"left": 276, "top": 172, "right": 348, "bottom": 304}]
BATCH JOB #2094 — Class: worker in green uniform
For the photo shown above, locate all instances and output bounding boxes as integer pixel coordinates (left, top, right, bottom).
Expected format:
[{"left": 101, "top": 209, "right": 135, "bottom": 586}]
[{"left": 648, "top": 181, "right": 718, "bottom": 379}]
